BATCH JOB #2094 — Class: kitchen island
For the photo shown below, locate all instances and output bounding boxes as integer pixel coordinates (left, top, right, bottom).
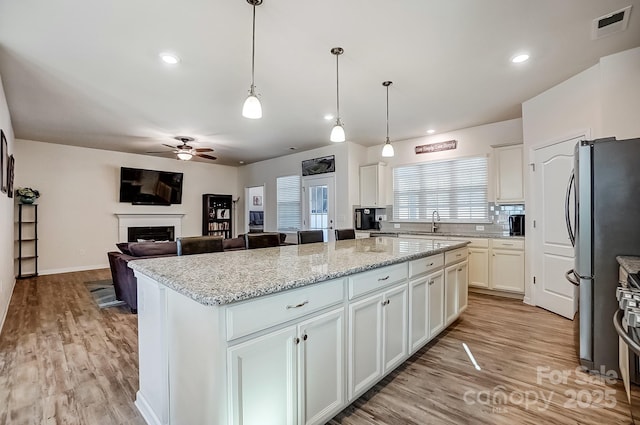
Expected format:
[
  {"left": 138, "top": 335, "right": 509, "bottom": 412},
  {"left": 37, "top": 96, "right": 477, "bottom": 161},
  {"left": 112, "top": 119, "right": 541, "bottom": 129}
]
[{"left": 129, "top": 236, "right": 469, "bottom": 425}]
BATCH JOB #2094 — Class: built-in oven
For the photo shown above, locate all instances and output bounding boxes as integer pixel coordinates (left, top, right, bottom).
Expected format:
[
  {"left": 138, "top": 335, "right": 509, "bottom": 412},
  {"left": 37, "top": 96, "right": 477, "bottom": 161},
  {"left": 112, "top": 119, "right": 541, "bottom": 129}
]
[{"left": 614, "top": 274, "right": 640, "bottom": 423}]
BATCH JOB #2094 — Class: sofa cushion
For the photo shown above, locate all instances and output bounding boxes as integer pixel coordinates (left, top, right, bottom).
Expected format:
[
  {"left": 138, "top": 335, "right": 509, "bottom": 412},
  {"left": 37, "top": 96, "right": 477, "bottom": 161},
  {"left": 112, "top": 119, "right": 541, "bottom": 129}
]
[
  {"left": 128, "top": 241, "right": 178, "bottom": 257},
  {"left": 116, "top": 242, "right": 133, "bottom": 255}
]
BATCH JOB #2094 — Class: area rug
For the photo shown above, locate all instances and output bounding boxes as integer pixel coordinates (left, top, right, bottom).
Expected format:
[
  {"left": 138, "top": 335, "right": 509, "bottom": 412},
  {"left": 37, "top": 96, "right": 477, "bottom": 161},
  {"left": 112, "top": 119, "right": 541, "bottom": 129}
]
[{"left": 85, "top": 279, "right": 126, "bottom": 308}]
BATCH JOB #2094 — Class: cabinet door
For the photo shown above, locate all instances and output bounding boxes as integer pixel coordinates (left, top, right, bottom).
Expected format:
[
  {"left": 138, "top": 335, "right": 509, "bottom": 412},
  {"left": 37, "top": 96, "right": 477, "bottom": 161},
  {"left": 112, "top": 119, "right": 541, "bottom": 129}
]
[
  {"left": 444, "top": 264, "right": 459, "bottom": 325},
  {"left": 491, "top": 249, "right": 525, "bottom": 292},
  {"left": 383, "top": 284, "right": 408, "bottom": 373},
  {"left": 359, "top": 164, "right": 378, "bottom": 206},
  {"left": 348, "top": 293, "right": 383, "bottom": 400},
  {"left": 228, "top": 326, "right": 298, "bottom": 425},
  {"left": 456, "top": 261, "right": 469, "bottom": 313},
  {"left": 428, "top": 271, "right": 445, "bottom": 338},
  {"left": 468, "top": 248, "right": 489, "bottom": 288},
  {"left": 409, "top": 277, "right": 429, "bottom": 354},
  {"left": 495, "top": 145, "right": 524, "bottom": 203},
  {"left": 298, "top": 308, "right": 345, "bottom": 425}
]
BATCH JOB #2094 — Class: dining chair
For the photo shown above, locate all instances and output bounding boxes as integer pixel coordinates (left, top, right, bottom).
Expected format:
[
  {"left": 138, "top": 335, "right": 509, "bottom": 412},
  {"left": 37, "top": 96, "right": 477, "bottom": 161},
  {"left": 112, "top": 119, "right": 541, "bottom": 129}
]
[
  {"left": 334, "top": 228, "right": 356, "bottom": 240},
  {"left": 297, "top": 230, "right": 324, "bottom": 244}
]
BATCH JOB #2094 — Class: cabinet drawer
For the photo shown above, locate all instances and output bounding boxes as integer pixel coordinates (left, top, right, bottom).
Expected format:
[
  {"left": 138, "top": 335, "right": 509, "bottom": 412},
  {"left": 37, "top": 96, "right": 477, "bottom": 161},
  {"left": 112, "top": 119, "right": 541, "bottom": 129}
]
[
  {"left": 348, "top": 263, "right": 408, "bottom": 300},
  {"left": 226, "top": 278, "right": 344, "bottom": 341},
  {"left": 492, "top": 239, "right": 524, "bottom": 250},
  {"left": 467, "top": 238, "right": 489, "bottom": 248},
  {"left": 445, "top": 247, "right": 468, "bottom": 265},
  {"left": 409, "top": 254, "right": 444, "bottom": 278}
]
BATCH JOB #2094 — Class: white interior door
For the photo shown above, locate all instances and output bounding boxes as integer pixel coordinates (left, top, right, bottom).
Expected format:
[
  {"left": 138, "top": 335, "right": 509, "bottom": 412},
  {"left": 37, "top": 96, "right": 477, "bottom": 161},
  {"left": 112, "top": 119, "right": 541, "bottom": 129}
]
[
  {"left": 532, "top": 136, "right": 582, "bottom": 319},
  {"left": 302, "top": 176, "right": 336, "bottom": 242}
]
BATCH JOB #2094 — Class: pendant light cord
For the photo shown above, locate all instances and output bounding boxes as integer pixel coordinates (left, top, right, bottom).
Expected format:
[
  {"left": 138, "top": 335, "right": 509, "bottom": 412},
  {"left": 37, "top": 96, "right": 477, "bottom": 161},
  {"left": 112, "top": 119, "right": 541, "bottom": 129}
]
[
  {"left": 386, "top": 84, "right": 389, "bottom": 141},
  {"left": 250, "top": 3, "right": 256, "bottom": 91},
  {"left": 335, "top": 53, "right": 340, "bottom": 120}
]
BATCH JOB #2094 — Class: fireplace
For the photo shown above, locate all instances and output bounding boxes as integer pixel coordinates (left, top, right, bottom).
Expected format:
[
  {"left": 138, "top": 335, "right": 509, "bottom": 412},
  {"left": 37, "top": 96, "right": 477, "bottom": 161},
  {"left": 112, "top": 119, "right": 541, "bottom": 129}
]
[
  {"left": 115, "top": 213, "right": 184, "bottom": 242},
  {"left": 128, "top": 226, "right": 175, "bottom": 242}
]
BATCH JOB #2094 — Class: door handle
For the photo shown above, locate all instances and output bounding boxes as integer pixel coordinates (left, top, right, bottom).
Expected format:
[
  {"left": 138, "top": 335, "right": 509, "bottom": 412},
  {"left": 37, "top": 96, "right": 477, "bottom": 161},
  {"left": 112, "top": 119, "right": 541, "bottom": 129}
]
[
  {"left": 565, "top": 269, "right": 580, "bottom": 286},
  {"left": 565, "top": 171, "right": 576, "bottom": 247}
]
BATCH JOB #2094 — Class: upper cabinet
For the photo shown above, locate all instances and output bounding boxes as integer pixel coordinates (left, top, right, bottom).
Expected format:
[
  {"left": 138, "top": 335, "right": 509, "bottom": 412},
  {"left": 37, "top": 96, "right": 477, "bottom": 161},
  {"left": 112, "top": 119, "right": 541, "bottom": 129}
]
[
  {"left": 494, "top": 145, "right": 524, "bottom": 204},
  {"left": 359, "top": 163, "right": 386, "bottom": 207}
]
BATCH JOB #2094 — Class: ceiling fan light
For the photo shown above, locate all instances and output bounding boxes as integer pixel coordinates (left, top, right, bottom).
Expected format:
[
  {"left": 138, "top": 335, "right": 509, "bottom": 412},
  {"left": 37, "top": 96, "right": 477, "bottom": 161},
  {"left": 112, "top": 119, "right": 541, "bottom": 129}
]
[
  {"left": 330, "top": 122, "right": 346, "bottom": 142},
  {"left": 177, "top": 151, "right": 193, "bottom": 160},
  {"left": 242, "top": 94, "right": 262, "bottom": 119},
  {"left": 382, "top": 139, "right": 395, "bottom": 157}
]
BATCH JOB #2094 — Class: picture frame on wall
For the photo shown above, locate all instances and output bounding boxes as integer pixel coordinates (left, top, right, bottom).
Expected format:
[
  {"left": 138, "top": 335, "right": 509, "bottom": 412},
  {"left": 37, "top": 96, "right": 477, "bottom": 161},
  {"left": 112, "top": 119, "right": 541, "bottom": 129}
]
[
  {"left": 301, "top": 155, "right": 335, "bottom": 176},
  {"left": 252, "top": 195, "right": 262, "bottom": 206},
  {"left": 7, "top": 155, "right": 14, "bottom": 198},
  {"left": 0, "top": 129, "right": 7, "bottom": 194}
]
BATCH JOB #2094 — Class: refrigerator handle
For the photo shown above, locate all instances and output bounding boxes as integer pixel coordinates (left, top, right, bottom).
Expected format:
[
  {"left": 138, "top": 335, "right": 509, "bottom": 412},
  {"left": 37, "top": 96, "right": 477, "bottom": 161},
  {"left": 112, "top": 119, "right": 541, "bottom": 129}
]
[{"left": 565, "top": 170, "right": 575, "bottom": 247}]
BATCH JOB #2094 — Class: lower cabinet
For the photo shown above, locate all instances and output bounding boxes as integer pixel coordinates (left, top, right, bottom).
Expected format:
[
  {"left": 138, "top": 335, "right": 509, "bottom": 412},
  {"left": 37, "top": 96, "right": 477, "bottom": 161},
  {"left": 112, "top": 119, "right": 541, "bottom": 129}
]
[
  {"left": 445, "top": 260, "right": 468, "bottom": 325},
  {"left": 228, "top": 308, "right": 345, "bottom": 425},
  {"left": 409, "top": 269, "right": 445, "bottom": 354},
  {"left": 348, "top": 283, "right": 407, "bottom": 400},
  {"left": 468, "top": 247, "right": 489, "bottom": 288},
  {"left": 491, "top": 249, "right": 525, "bottom": 292}
]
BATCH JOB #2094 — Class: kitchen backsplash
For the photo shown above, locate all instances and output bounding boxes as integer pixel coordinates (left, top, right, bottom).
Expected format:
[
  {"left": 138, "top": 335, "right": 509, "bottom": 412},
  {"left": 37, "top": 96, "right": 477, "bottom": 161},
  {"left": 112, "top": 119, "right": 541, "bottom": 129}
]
[{"left": 377, "top": 202, "right": 525, "bottom": 235}]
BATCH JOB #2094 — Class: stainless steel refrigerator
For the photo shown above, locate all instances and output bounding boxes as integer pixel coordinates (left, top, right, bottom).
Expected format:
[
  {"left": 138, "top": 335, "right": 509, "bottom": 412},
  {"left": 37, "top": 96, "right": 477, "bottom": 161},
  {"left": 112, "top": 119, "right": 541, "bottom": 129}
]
[{"left": 566, "top": 137, "right": 640, "bottom": 374}]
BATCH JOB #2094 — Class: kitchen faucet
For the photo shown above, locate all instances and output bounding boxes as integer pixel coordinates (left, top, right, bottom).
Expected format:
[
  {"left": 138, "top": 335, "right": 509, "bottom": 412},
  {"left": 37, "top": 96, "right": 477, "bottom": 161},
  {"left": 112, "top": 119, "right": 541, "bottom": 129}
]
[{"left": 431, "top": 210, "right": 441, "bottom": 233}]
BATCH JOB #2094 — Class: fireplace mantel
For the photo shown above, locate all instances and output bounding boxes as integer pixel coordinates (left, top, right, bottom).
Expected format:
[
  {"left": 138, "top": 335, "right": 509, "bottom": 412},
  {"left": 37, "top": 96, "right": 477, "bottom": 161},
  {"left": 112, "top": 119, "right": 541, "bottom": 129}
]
[{"left": 115, "top": 213, "right": 185, "bottom": 242}]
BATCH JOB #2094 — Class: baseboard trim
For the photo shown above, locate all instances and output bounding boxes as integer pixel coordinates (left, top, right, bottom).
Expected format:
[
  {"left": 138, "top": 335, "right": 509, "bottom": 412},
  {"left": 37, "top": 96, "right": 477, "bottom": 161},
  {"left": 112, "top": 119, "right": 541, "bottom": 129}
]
[
  {"left": 523, "top": 296, "right": 533, "bottom": 306},
  {"left": 469, "top": 287, "right": 524, "bottom": 300},
  {"left": 135, "top": 391, "right": 162, "bottom": 425},
  {"left": 0, "top": 277, "right": 16, "bottom": 335},
  {"left": 39, "top": 263, "right": 109, "bottom": 276}
]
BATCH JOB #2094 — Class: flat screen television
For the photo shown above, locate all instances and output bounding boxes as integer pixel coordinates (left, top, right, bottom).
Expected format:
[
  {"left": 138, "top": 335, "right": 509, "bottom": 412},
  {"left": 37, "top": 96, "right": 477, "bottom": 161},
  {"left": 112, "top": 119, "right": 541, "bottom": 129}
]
[{"left": 119, "top": 167, "right": 184, "bottom": 205}]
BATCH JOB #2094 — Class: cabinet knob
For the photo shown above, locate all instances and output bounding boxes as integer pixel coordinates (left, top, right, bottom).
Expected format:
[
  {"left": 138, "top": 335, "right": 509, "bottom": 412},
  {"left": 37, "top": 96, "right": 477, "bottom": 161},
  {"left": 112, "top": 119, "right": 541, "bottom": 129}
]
[
  {"left": 295, "top": 337, "right": 300, "bottom": 345},
  {"left": 381, "top": 299, "right": 390, "bottom": 306},
  {"left": 457, "top": 268, "right": 462, "bottom": 272},
  {"left": 303, "top": 334, "right": 308, "bottom": 341},
  {"left": 429, "top": 280, "right": 435, "bottom": 285}
]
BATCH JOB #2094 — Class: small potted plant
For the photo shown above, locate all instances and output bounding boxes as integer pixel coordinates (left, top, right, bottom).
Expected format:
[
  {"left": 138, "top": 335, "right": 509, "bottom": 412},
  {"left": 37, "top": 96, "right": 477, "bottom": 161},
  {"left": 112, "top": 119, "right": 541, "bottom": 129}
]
[{"left": 16, "top": 187, "right": 40, "bottom": 204}]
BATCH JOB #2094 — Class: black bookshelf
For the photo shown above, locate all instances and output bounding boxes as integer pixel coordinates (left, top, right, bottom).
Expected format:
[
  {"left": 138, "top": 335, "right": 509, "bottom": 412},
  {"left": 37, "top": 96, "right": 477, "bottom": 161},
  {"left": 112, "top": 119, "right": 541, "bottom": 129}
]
[
  {"left": 17, "top": 203, "right": 38, "bottom": 278},
  {"left": 202, "top": 194, "right": 232, "bottom": 238}
]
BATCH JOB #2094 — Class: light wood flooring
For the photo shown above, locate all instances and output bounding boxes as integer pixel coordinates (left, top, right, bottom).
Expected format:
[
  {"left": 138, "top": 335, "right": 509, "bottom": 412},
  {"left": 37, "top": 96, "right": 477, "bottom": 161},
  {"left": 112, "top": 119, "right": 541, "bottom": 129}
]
[{"left": 0, "top": 270, "right": 632, "bottom": 424}]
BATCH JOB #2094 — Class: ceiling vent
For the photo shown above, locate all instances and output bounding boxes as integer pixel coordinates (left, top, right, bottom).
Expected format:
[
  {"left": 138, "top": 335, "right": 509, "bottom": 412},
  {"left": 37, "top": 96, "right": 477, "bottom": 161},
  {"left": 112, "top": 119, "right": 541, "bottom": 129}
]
[{"left": 592, "top": 5, "right": 632, "bottom": 39}]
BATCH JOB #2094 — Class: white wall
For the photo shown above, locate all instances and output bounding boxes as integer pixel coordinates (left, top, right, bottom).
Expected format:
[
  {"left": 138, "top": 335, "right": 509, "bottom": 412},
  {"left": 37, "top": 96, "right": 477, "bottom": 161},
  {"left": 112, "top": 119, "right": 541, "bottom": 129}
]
[
  {"left": 522, "top": 46, "right": 640, "bottom": 306},
  {"left": 14, "top": 140, "right": 238, "bottom": 274},
  {"left": 365, "top": 118, "right": 524, "bottom": 205},
  {"left": 237, "top": 142, "right": 358, "bottom": 239},
  {"left": 0, "top": 75, "right": 15, "bottom": 333}
]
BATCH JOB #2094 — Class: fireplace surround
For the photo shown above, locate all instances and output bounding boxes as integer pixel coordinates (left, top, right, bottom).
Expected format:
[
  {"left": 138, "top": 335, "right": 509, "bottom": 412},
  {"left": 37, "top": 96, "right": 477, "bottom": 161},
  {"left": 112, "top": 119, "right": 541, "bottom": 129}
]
[{"left": 115, "top": 213, "right": 184, "bottom": 242}]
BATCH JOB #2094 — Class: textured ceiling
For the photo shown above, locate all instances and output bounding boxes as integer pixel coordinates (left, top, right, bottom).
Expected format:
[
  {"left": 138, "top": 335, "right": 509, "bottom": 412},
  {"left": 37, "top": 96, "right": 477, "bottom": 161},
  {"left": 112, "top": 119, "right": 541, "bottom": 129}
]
[{"left": 0, "top": 0, "right": 638, "bottom": 165}]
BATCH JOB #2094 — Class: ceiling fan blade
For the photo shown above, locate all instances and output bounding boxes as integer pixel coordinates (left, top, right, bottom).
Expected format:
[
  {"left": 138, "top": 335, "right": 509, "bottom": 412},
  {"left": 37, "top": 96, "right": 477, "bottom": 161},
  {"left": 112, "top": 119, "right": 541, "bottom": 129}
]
[
  {"left": 195, "top": 148, "right": 214, "bottom": 153},
  {"left": 146, "top": 150, "right": 174, "bottom": 154},
  {"left": 162, "top": 143, "right": 177, "bottom": 149},
  {"left": 196, "top": 154, "right": 217, "bottom": 160}
]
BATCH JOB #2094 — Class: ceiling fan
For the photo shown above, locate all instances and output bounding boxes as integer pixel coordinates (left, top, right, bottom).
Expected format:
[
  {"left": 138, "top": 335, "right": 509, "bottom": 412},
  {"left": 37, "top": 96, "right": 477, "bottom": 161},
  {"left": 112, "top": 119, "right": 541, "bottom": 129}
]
[{"left": 147, "top": 136, "right": 217, "bottom": 161}]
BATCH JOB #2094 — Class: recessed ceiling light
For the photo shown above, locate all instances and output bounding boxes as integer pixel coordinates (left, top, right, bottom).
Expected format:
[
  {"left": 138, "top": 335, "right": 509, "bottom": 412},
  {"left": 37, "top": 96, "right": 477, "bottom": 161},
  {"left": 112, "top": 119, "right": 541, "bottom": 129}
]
[
  {"left": 324, "top": 114, "right": 334, "bottom": 121},
  {"left": 511, "top": 54, "right": 529, "bottom": 63},
  {"left": 427, "top": 129, "right": 435, "bottom": 134},
  {"left": 160, "top": 53, "right": 180, "bottom": 64}
]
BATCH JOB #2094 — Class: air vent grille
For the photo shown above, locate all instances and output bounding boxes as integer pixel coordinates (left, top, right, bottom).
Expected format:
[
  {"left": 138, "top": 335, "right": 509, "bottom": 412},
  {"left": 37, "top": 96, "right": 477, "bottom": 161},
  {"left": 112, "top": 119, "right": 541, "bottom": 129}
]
[{"left": 592, "top": 5, "right": 632, "bottom": 39}]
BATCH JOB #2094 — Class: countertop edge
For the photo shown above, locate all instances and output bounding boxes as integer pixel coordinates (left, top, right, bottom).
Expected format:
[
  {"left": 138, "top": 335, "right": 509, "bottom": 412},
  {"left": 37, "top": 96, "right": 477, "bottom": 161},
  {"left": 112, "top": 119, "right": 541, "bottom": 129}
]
[
  {"left": 369, "top": 231, "right": 524, "bottom": 240},
  {"left": 130, "top": 241, "right": 470, "bottom": 306},
  {"left": 617, "top": 255, "right": 640, "bottom": 274}
]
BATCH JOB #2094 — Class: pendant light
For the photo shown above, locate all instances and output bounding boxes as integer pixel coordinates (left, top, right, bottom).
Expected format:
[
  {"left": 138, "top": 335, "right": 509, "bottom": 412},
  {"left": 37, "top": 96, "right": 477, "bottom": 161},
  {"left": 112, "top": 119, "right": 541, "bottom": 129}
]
[
  {"left": 330, "top": 47, "right": 345, "bottom": 142},
  {"left": 242, "top": 0, "right": 263, "bottom": 119},
  {"left": 381, "top": 81, "right": 395, "bottom": 157}
]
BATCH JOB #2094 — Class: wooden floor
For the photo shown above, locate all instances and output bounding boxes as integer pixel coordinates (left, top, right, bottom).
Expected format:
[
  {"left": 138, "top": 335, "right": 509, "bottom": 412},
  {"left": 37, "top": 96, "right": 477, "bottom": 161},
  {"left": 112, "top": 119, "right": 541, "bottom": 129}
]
[{"left": 0, "top": 270, "right": 632, "bottom": 425}]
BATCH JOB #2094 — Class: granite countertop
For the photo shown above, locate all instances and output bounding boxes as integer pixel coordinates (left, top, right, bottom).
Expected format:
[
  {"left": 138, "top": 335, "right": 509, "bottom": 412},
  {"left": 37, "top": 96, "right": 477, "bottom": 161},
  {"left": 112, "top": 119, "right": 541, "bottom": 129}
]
[
  {"left": 128, "top": 237, "right": 468, "bottom": 306},
  {"left": 369, "top": 231, "right": 525, "bottom": 240},
  {"left": 617, "top": 256, "right": 640, "bottom": 274}
]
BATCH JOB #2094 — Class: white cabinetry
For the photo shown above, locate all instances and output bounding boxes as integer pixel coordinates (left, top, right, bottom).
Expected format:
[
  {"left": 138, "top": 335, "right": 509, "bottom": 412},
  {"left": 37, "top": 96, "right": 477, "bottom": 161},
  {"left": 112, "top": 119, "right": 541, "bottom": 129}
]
[
  {"left": 428, "top": 270, "right": 445, "bottom": 339},
  {"left": 348, "top": 283, "right": 407, "bottom": 401},
  {"left": 359, "top": 163, "right": 386, "bottom": 207},
  {"left": 409, "top": 254, "right": 445, "bottom": 354},
  {"left": 491, "top": 239, "right": 525, "bottom": 293},
  {"left": 495, "top": 145, "right": 524, "bottom": 204},
  {"left": 444, "top": 248, "right": 468, "bottom": 326},
  {"left": 229, "top": 307, "right": 344, "bottom": 425},
  {"left": 467, "top": 239, "right": 490, "bottom": 289}
]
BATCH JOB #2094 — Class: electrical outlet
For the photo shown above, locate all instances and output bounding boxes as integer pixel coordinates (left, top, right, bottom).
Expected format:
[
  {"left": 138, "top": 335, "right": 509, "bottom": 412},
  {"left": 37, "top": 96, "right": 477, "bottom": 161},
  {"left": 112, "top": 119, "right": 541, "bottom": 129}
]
[
  {"left": 394, "top": 223, "right": 400, "bottom": 229},
  {"left": 476, "top": 225, "right": 485, "bottom": 231}
]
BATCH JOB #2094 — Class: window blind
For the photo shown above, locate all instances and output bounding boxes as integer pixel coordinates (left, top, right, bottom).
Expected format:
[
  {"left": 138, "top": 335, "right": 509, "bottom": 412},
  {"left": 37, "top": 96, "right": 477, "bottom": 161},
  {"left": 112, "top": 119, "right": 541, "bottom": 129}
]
[
  {"left": 277, "top": 175, "right": 301, "bottom": 231},
  {"left": 393, "top": 156, "right": 488, "bottom": 222}
]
